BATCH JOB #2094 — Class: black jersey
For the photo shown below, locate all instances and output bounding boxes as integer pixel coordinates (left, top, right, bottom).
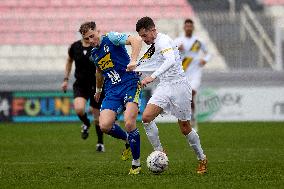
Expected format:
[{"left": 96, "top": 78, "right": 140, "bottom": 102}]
[{"left": 68, "top": 40, "right": 96, "bottom": 86}]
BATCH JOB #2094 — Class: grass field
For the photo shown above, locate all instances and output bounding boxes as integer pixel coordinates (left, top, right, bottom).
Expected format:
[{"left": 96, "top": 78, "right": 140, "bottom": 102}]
[{"left": 0, "top": 122, "right": 283, "bottom": 189}]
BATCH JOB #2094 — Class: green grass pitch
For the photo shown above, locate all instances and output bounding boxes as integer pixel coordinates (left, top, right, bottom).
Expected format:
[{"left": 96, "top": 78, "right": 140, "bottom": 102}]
[{"left": 0, "top": 122, "right": 283, "bottom": 189}]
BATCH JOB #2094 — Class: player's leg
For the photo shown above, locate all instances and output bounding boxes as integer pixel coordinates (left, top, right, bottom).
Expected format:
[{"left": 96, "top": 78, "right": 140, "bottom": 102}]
[
  {"left": 142, "top": 104, "right": 164, "bottom": 151},
  {"left": 90, "top": 92, "right": 104, "bottom": 152},
  {"left": 171, "top": 80, "right": 207, "bottom": 174},
  {"left": 189, "top": 76, "right": 201, "bottom": 131},
  {"left": 99, "top": 109, "right": 127, "bottom": 141},
  {"left": 74, "top": 97, "right": 91, "bottom": 139},
  {"left": 142, "top": 85, "right": 170, "bottom": 153},
  {"left": 100, "top": 95, "right": 132, "bottom": 161},
  {"left": 73, "top": 82, "right": 92, "bottom": 139},
  {"left": 191, "top": 89, "right": 198, "bottom": 131},
  {"left": 124, "top": 102, "right": 141, "bottom": 174},
  {"left": 121, "top": 81, "right": 142, "bottom": 174},
  {"left": 178, "top": 120, "right": 205, "bottom": 160},
  {"left": 91, "top": 107, "right": 105, "bottom": 152},
  {"left": 178, "top": 120, "right": 207, "bottom": 174},
  {"left": 191, "top": 90, "right": 196, "bottom": 118}
]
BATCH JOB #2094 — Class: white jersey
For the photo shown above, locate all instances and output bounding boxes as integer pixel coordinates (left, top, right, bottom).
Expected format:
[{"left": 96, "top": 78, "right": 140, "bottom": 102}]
[
  {"left": 137, "top": 33, "right": 192, "bottom": 120},
  {"left": 174, "top": 35, "right": 211, "bottom": 78},
  {"left": 136, "top": 33, "right": 186, "bottom": 85}
]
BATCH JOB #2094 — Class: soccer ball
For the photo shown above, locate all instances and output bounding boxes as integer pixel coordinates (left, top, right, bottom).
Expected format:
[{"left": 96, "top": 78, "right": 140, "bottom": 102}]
[{"left": 146, "top": 151, "right": 169, "bottom": 173}]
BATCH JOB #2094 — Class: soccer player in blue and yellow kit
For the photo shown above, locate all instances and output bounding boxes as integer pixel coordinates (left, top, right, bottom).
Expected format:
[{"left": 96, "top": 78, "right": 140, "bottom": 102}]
[{"left": 80, "top": 21, "right": 142, "bottom": 175}]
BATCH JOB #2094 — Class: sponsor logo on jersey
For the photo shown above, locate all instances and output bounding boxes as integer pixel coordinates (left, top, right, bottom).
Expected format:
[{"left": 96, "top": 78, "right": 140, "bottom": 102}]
[
  {"left": 97, "top": 53, "right": 114, "bottom": 70},
  {"left": 160, "top": 48, "right": 173, "bottom": 54}
]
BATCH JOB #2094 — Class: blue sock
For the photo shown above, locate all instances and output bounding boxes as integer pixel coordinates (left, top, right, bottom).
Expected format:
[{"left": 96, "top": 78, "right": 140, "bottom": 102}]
[
  {"left": 128, "top": 128, "right": 140, "bottom": 161},
  {"left": 107, "top": 123, "right": 127, "bottom": 141}
]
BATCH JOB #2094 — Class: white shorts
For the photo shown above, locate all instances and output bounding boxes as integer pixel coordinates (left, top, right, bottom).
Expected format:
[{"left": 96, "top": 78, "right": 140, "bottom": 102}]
[
  {"left": 148, "top": 80, "right": 192, "bottom": 121},
  {"left": 188, "top": 77, "right": 201, "bottom": 91},
  {"left": 185, "top": 63, "right": 202, "bottom": 91}
]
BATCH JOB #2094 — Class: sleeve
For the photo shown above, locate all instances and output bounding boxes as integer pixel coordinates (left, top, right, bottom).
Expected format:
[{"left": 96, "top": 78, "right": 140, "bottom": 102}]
[
  {"left": 68, "top": 44, "right": 74, "bottom": 59},
  {"left": 200, "top": 41, "right": 211, "bottom": 62},
  {"left": 150, "top": 40, "right": 176, "bottom": 79},
  {"left": 107, "top": 32, "right": 128, "bottom": 46}
]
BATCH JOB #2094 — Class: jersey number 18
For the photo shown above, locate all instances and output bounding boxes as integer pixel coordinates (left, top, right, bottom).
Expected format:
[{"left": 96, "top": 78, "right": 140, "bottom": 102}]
[{"left": 107, "top": 70, "right": 121, "bottom": 84}]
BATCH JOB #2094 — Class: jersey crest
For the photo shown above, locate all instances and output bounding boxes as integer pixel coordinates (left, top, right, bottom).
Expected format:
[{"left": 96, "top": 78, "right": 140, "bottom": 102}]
[{"left": 83, "top": 50, "right": 87, "bottom": 55}]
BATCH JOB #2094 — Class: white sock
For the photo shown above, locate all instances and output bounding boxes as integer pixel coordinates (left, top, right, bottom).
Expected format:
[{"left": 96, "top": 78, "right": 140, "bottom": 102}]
[
  {"left": 132, "top": 159, "right": 140, "bottom": 166},
  {"left": 186, "top": 128, "right": 206, "bottom": 160},
  {"left": 143, "top": 121, "right": 163, "bottom": 151}
]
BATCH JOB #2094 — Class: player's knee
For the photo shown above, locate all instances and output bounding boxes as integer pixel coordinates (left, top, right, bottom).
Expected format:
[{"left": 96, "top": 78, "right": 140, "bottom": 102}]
[
  {"left": 180, "top": 121, "right": 191, "bottom": 135},
  {"left": 99, "top": 122, "right": 111, "bottom": 133},
  {"left": 124, "top": 120, "right": 135, "bottom": 132},
  {"left": 75, "top": 107, "right": 85, "bottom": 116},
  {"left": 142, "top": 114, "right": 153, "bottom": 124}
]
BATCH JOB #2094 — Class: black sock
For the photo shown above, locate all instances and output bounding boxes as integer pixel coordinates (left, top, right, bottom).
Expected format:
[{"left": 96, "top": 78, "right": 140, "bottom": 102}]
[
  {"left": 132, "top": 165, "right": 140, "bottom": 169},
  {"left": 95, "top": 124, "right": 104, "bottom": 144},
  {"left": 78, "top": 113, "right": 90, "bottom": 127},
  {"left": 125, "top": 143, "right": 130, "bottom": 149}
]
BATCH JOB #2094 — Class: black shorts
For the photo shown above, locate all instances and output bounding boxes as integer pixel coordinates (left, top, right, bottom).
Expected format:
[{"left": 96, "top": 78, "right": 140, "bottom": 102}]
[{"left": 73, "top": 80, "right": 105, "bottom": 109}]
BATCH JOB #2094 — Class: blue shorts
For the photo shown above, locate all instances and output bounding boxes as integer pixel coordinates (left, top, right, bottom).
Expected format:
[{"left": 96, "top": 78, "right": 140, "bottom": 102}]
[{"left": 101, "top": 80, "right": 141, "bottom": 113}]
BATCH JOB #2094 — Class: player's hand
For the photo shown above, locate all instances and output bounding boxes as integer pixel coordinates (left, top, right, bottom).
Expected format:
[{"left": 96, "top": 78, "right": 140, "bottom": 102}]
[
  {"left": 136, "top": 72, "right": 142, "bottom": 76},
  {"left": 141, "top": 76, "right": 155, "bottom": 88},
  {"left": 61, "top": 81, "right": 68, "bottom": 93},
  {"left": 126, "top": 61, "right": 137, "bottom": 71},
  {"left": 178, "top": 44, "right": 184, "bottom": 52},
  {"left": 94, "top": 92, "right": 101, "bottom": 103}
]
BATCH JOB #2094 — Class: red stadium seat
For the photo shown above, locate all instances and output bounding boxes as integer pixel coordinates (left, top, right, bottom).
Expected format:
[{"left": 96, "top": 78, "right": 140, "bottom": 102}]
[
  {"left": 263, "top": 0, "right": 284, "bottom": 5},
  {"left": 0, "top": 0, "right": 193, "bottom": 45}
]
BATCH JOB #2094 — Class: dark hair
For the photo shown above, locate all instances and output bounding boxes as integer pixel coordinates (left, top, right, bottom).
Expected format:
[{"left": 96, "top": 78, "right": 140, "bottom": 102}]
[
  {"left": 184, "top": 19, "right": 194, "bottom": 25},
  {"left": 136, "top": 17, "right": 155, "bottom": 32},
  {"left": 79, "top": 21, "right": 96, "bottom": 35}
]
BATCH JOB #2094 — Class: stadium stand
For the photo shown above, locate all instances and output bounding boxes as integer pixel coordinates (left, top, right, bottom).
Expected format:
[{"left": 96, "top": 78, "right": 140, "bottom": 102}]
[
  {"left": 0, "top": 0, "right": 193, "bottom": 44},
  {"left": 189, "top": 0, "right": 276, "bottom": 69},
  {"left": 1, "top": 0, "right": 283, "bottom": 91},
  {"left": 263, "top": 0, "right": 284, "bottom": 6},
  {"left": 0, "top": 0, "right": 199, "bottom": 75},
  {"left": 0, "top": 0, "right": 227, "bottom": 76}
]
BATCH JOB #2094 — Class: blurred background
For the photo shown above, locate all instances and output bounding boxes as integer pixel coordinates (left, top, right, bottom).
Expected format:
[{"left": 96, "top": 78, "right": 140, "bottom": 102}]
[{"left": 0, "top": 0, "right": 284, "bottom": 122}]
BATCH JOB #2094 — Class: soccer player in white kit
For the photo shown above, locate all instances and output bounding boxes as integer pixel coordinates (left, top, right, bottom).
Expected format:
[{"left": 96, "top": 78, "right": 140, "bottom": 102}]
[
  {"left": 134, "top": 17, "right": 207, "bottom": 174},
  {"left": 174, "top": 19, "right": 211, "bottom": 130}
]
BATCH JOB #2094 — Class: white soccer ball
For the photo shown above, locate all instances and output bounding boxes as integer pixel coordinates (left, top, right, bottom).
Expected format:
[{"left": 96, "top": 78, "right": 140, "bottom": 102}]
[{"left": 146, "top": 151, "right": 169, "bottom": 173}]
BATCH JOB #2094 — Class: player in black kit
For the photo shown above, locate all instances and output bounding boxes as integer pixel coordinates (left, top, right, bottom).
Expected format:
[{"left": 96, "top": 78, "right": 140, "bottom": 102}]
[{"left": 61, "top": 22, "right": 105, "bottom": 152}]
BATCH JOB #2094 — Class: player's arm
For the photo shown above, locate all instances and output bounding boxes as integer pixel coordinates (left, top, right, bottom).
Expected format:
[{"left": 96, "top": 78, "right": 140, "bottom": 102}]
[
  {"left": 61, "top": 54, "right": 73, "bottom": 92},
  {"left": 141, "top": 42, "right": 176, "bottom": 87},
  {"left": 94, "top": 68, "right": 104, "bottom": 102},
  {"left": 125, "top": 35, "right": 142, "bottom": 71},
  {"left": 200, "top": 41, "right": 211, "bottom": 67},
  {"left": 96, "top": 68, "right": 104, "bottom": 90},
  {"left": 107, "top": 32, "right": 142, "bottom": 71},
  {"left": 150, "top": 46, "right": 176, "bottom": 79},
  {"left": 174, "top": 38, "right": 184, "bottom": 52}
]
